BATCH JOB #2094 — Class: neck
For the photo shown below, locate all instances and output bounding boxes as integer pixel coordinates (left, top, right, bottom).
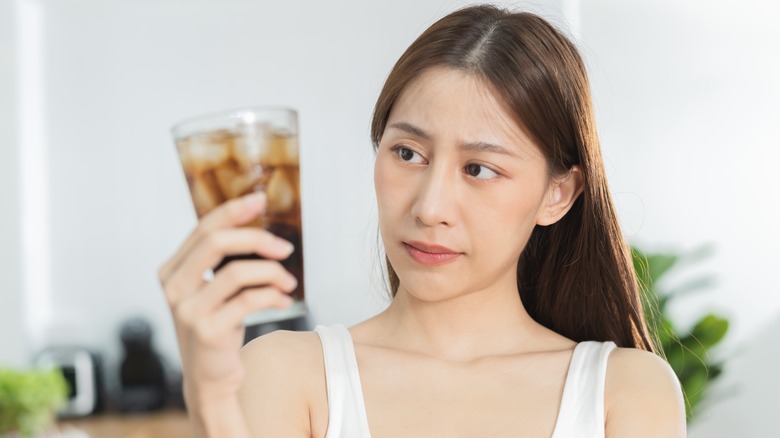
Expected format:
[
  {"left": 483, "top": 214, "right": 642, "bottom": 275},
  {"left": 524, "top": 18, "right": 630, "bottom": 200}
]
[{"left": 376, "top": 276, "right": 546, "bottom": 361}]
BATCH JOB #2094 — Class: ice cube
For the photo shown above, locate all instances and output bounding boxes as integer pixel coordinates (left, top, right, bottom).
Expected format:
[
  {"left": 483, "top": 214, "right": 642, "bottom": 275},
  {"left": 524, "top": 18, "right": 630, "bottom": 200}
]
[
  {"left": 187, "top": 130, "right": 232, "bottom": 167},
  {"left": 265, "top": 132, "right": 295, "bottom": 166},
  {"left": 282, "top": 134, "right": 299, "bottom": 161},
  {"left": 214, "top": 160, "right": 254, "bottom": 199},
  {"left": 175, "top": 137, "right": 194, "bottom": 168},
  {"left": 266, "top": 167, "right": 295, "bottom": 214},
  {"left": 190, "top": 174, "right": 223, "bottom": 218},
  {"left": 233, "top": 123, "right": 268, "bottom": 167}
]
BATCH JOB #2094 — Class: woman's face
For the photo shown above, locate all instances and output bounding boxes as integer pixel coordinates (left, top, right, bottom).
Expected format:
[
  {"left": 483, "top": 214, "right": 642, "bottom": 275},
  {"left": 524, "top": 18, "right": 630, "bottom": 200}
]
[{"left": 374, "top": 67, "right": 558, "bottom": 303}]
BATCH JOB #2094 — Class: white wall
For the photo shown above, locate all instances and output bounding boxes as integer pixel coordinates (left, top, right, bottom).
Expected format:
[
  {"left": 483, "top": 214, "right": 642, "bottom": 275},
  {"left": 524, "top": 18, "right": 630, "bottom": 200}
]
[
  {"left": 580, "top": 0, "right": 780, "bottom": 434},
  {"left": 0, "top": 0, "right": 26, "bottom": 367}
]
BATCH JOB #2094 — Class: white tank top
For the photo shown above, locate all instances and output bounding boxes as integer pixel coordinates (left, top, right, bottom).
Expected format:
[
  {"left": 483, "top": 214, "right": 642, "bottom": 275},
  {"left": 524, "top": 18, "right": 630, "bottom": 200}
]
[{"left": 315, "top": 324, "right": 617, "bottom": 438}]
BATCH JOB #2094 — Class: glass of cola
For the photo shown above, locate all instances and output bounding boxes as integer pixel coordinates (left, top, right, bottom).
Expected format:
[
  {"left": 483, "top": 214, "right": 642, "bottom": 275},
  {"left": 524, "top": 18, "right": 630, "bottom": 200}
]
[{"left": 172, "top": 107, "right": 306, "bottom": 325}]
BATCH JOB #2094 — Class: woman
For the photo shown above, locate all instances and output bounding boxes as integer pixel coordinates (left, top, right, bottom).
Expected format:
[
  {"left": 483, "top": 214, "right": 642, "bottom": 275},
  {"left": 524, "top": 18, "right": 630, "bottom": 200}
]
[{"left": 159, "top": 4, "right": 686, "bottom": 437}]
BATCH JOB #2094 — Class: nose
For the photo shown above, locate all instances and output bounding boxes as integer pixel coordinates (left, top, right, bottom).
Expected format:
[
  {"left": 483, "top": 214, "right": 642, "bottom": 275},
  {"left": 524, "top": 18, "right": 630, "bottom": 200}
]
[{"left": 410, "top": 163, "right": 458, "bottom": 227}]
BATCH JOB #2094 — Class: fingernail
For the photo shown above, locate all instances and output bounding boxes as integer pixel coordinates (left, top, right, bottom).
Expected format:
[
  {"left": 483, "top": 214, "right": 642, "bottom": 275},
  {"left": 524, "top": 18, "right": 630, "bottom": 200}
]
[
  {"left": 286, "top": 275, "right": 299, "bottom": 291},
  {"left": 244, "top": 192, "right": 266, "bottom": 211},
  {"left": 277, "top": 238, "right": 295, "bottom": 254}
]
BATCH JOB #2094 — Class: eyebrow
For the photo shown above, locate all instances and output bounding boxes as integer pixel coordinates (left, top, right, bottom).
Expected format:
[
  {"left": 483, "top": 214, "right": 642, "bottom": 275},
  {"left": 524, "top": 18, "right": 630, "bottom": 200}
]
[
  {"left": 388, "top": 121, "right": 520, "bottom": 158},
  {"left": 389, "top": 121, "right": 431, "bottom": 140}
]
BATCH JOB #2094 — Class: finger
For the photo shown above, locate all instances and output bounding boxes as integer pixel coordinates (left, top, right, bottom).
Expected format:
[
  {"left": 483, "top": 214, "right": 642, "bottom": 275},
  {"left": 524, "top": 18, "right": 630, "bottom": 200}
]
[
  {"left": 159, "top": 192, "right": 267, "bottom": 284},
  {"left": 190, "top": 288, "right": 293, "bottom": 348},
  {"left": 162, "top": 229, "right": 295, "bottom": 307},
  {"left": 210, "top": 287, "right": 294, "bottom": 332},
  {"left": 177, "top": 260, "right": 297, "bottom": 318}
]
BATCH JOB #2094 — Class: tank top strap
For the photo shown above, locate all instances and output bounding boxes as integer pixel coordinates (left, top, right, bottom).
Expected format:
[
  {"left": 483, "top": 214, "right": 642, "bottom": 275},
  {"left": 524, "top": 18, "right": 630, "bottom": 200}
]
[
  {"left": 552, "top": 341, "right": 617, "bottom": 438},
  {"left": 314, "top": 324, "right": 372, "bottom": 438}
]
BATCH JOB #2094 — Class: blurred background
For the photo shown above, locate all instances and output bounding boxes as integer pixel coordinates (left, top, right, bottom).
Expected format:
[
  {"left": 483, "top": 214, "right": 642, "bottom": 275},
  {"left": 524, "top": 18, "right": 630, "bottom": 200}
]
[{"left": 0, "top": 0, "right": 778, "bottom": 435}]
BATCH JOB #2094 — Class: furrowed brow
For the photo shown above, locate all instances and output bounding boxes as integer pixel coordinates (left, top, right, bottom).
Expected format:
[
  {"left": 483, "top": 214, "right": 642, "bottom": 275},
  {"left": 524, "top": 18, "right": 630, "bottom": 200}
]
[
  {"left": 388, "top": 121, "right": 521, "bottom": 159},
  {"left": 388, "top": 122, "right": 431, "bottom": 140},
  {"left": 460, "top": 141, "right": 519, "bottom": 158}
]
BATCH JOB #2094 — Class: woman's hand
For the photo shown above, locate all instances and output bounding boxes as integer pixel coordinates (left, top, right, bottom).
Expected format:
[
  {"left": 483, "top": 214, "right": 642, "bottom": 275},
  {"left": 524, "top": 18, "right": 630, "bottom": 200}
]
[{"left": 158, "top": 193, "right": 298, "bottom": 413}]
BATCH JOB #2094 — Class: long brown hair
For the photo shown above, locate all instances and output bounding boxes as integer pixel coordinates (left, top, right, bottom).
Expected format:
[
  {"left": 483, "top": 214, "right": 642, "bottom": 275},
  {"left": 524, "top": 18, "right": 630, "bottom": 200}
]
[{"left": 371, "top": 5, "right": 656, "bottom": 351}]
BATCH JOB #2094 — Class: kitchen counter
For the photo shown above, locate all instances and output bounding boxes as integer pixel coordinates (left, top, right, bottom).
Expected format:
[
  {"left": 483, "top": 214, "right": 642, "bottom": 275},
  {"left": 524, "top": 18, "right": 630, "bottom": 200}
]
[{"left": 57, "top": 410, "right": 191, "bottom": 438}]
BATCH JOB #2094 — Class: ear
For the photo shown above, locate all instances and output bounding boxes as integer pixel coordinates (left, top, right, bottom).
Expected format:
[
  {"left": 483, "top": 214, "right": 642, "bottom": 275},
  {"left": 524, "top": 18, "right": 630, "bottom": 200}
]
[{"left": 536, "top": 165, "right": 584, "bottom": 226}]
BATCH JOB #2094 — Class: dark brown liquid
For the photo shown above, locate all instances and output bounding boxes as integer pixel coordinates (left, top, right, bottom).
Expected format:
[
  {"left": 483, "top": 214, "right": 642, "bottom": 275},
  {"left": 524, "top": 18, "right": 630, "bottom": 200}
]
[{"left": 177, "top": 128, "right": 304, "bottom": 301}]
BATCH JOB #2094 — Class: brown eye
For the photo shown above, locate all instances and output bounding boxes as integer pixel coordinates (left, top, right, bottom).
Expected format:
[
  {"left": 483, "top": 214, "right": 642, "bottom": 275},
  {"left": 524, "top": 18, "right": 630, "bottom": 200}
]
[
  {"left": 392, "top": 145, "right": 424, "bottom": 164},
  {"left": 465, "top": 163, "right": 500, "bottom": 180}
]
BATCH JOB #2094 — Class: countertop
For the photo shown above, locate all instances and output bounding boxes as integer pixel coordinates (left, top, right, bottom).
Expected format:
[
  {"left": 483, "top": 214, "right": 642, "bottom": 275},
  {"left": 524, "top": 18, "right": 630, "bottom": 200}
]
[{"left": 57, "top": 410, "right": 191, "bottom": 438}]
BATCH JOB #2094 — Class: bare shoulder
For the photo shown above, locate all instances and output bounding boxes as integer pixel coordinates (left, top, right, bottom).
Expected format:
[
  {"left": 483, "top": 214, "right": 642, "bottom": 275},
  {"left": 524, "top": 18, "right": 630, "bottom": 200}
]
[
  {"left": 241, "top": 329, "right": 323, "bottom": 366},
  {"left": 605, "top": 347, "right": 687, "bottom": 437},
  {"left": 238, "top": 330, "right": 326, "bottom": 437},
  {"left": 239, "top": 329, "right": 324, "bottom": 399}
]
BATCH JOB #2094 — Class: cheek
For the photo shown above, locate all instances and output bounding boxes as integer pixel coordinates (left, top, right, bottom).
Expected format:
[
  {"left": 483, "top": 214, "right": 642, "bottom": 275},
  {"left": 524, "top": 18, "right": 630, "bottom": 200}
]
[
  {"left": 374, "top": 153, "right": 405, "bottom": 227},
  {"left": 373, "top": 155, "right": 389, "bottom": 208},
  {"left": 466, "top": 181, "right": 546, "bottom": 256},
  {"left": 374, "top": 156, "right": 410, "bottom": 268},
  {"left": 471, "top": 173, "right": 546, "bottom": 220},
  {"left": 500, "top": 193, "right": 544, "bottom": 229}
]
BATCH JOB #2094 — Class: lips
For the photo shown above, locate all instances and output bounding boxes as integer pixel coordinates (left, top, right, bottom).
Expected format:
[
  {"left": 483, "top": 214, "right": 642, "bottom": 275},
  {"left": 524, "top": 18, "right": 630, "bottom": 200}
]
[{"left": 403, "top": 241, "right": 462, "bottom": 266}]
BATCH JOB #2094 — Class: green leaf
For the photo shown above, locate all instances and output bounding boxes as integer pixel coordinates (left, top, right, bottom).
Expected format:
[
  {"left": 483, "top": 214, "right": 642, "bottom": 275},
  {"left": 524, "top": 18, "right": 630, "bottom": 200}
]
[
  {"left": 631, "top": 247, "right": 653, "bottom": 290},
  {"left": 708, "top": 363, "right": 724, "bottom": 381},
  {"left": 657, "top": 318, "right": 677, "bottom": 350},
  {"left": 646, "top": 253, "right": 678, "bottom": 285},
  {"left": 679, "top": 333, "right": 707, "bottom": 359},
  {"left": 682, "top": 365, "right": 709, "bottom": 417},
  {"left": 690, "top": 315, "right": 729, "bottom": 350}
]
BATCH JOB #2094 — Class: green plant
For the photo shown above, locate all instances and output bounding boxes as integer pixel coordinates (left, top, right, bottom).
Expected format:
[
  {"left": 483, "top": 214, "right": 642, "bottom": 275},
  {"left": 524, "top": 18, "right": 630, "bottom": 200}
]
[
  {"left": 632, "top": 245, "right": 729, "bottom": 421},
  {"left": 0, "top": 368, "right": 68, "bottom": 437}
]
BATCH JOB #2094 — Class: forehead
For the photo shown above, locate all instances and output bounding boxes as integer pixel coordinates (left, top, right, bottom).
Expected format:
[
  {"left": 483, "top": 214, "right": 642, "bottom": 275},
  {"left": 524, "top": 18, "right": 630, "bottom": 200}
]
[{"left": 387, "top": 67, "right": 540, "bottom": 157}]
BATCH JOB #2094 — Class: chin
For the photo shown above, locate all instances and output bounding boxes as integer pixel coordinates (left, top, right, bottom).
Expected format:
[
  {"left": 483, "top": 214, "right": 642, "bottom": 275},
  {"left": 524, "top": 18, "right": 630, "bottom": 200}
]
[{"left": 394, "top": 271, "right": 466, "bottom": 303}]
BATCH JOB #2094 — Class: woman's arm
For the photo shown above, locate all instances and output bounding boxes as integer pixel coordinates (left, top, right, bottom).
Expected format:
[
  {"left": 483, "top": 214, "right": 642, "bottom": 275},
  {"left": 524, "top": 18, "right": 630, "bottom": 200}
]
[
  {"left": 188, "top": 396, "right": 252, "bottom": 438},
  {"left": 158, "top": 194, "right": 305, "bottom": 438},
  {"left": 605, "top": 348, "right": 687, "bottom": 437},
  {"left": 238, "top": 330, "right": 325, "bottom": 437}
]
